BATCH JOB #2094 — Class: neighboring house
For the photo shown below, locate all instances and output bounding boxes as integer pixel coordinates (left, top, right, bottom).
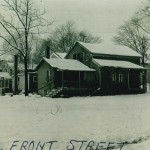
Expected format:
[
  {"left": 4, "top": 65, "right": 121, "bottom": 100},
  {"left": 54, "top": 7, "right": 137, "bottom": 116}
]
[
  {"left": 145, "top": 59, "right": 150, "bottom": 91},
  {"left": 145, "top": 51, "right": 150, "bottom": 85},
  {"left": 0, "top": 72, "right": 12, "bottom": 94},
  {"left": 65, "top": 42, "right": 147, "bottom": 95},
  {"left": 13, "top": 64, "right": 38, "bottom": 93},
  {"left": 36, "top": 41, "right": 147, "bottom": 97},
  {"left": 0, "top": 59, "right": 37, "bottom": 93},
  {"left": 28, "top": 65, "right": 38, "bottom": 93},
  {"left": 50, "top": 52, "right": 67, "bottom": 59},
  {"left": 0, "top": 60, "right": 13, "bottom": 94},
  {"left": 146, "top": 63, "right": 150, "bottom": 83}
]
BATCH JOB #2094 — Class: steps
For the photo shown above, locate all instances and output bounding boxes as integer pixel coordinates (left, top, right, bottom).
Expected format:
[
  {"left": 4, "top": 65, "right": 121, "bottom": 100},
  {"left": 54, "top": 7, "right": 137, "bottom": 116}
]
[{"left": 47, "top": 88, "right": 63, "bottom": 98}]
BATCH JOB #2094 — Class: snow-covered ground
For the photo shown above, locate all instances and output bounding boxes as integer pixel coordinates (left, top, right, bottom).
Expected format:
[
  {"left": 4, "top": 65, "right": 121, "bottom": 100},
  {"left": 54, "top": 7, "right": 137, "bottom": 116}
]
[{"left": 0, "top": 93, "right": 150, "bottom": 150}]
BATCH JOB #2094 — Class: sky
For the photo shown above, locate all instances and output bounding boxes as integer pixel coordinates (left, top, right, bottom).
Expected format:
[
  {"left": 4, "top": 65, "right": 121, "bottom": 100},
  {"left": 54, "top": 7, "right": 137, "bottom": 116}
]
[
  {"left": 38, "top": 0, "right": 145, "bottom": 43},
  {"left": 0, "top": 0, "right": 146, "bottom": 43},
  {"left": 0, "top": 0, "right": 147, "bottom": 51}
]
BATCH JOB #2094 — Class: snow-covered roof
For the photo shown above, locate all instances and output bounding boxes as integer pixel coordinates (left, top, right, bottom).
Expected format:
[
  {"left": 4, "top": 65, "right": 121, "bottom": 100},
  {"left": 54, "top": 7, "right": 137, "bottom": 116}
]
[
  {"left": 93, "top": 59, "right": 144, "bottom": 69},
  {"left": 0, "top": 72, "right": 11, "bottom": 79},
  {"left": 78, "top": 42, "right": 141, "bottom": 57},
  {"left": 50, "top": 52, "right": 67, "bottom": 59},
  {"left": 44, "top": 58, "right": 95, "bottom": 71}
]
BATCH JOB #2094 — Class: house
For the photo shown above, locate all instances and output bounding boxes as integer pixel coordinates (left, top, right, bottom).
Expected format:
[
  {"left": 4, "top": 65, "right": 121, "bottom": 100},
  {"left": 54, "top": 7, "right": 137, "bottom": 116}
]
[
  {"left": 0, "top": 72, "right": 12, "bottom": 94},
  {"left": 145, "top": 57, "right": 150, "bottom": 91},
  {"left": 65, "top": 42, "right": 147, "bottom": 95},
  {"left": 27, "top": 65, "right": 38, "bottom": 93},
  {"left": 13, "top": 64, "right": 38, "bottom": 93},
  {"left": 0, "top": 60, "right": 13, "bottom": 94},
  {"left": 0, "top": 58, "right": 37, "bottom": 94},
  {"left": 36, "top": 41, "right": 147, "bottom": 97}
]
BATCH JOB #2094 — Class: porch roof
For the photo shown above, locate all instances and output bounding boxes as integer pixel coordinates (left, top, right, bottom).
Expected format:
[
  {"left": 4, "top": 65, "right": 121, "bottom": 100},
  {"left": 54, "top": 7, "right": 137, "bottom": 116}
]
[
  {"left": 0, "top": 72, "right": 11, "bottom": 79},
  {"left": 44, "top": 58, "right": 95, "bottom": 71},
  {"left": 93, "top": 59, "right": 144, "bottom": 69}
]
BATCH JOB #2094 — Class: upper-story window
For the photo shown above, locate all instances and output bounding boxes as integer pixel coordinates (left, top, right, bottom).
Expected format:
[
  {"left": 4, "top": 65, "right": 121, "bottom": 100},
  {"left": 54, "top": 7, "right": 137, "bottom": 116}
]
[
  {"left": 73, "top": 53, "right": 84, "bottom": 62},
  {"left": 73, "top": 54, "right": 77, "bottom": 59}
]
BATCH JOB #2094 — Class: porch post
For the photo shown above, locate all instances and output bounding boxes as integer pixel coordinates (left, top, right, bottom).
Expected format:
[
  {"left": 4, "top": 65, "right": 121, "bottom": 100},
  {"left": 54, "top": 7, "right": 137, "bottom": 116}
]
[
  {"left": 128, "top": 69, "right": 130, "bottom": 90},
  {"left": 79, "top": 71, "right": 81, "bottom": 95},
  {"left": 99, "top": 67, "right": 101, "bottom": 89},
  {"left": 142, "top": 70, "right": 147, "bottom": 89},
  {"left": 62, "top": 70, "right": 64, "bottom": 88},
  {"left": 1, "top": 77, "right": 5, "bottom": 96}
]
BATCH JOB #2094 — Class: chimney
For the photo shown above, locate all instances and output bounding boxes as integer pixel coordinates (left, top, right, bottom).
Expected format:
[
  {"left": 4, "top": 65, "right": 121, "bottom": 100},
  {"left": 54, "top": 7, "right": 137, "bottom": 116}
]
[{"left": 45, "top": 46, "right": 50, "bottom": 59}]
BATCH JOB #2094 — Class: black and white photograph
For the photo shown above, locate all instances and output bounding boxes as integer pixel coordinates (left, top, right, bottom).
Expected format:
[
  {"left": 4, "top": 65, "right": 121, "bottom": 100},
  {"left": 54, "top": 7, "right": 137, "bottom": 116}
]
[{"left": 0, "top": 0, "right": 150, "bottom": 149}]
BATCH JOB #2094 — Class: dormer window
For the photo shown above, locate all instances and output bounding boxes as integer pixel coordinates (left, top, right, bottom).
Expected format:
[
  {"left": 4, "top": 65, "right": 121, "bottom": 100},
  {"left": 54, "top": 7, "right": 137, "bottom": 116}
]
[
  {"left": 73, "top": 54, "right": 77, "bottom": 59},
  {"left": 73, "top": 53, "right": 84, "bottom": 62}
]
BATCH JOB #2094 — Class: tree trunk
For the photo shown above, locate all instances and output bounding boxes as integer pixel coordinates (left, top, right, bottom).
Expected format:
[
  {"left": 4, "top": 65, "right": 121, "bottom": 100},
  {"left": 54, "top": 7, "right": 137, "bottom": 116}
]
[
  {"left": 14, "top": 55, "right": 18, "bottom": 94},
  {"left": 24, "top": 56, "right": 28, "bottom": 96},
  {"left": 25, "top": 25, "right": 29, "bottom": 96},
  {"left": 142, "top": 56, "right": 146, "bottom": 89}
]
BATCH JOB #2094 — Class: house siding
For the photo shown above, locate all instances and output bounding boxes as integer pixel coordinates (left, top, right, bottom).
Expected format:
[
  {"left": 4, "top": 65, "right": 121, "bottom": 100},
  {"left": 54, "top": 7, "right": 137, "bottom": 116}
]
[{"left": 37, "top": 62, "right": 50, "bottom": 96}]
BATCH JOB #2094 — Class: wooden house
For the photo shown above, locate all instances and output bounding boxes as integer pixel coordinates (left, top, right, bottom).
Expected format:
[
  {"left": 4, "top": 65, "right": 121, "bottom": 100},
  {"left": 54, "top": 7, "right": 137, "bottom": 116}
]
[
  {"left": 65, "top": 42, "right": 147, "bottom": 95},
  {"left": 0, "top": 72, "right": 12, "bottom": 94},
  {"left": 0, "top": 59, "right": 37, "bottom": 94},
  {"left": 27, "top": 66, "right": 38, "bottom": 93},
  {"left": 0, "top": 60, "right": 13, "bottom": 94},
  {"left": 36, "top": 41, "right": 147, "bottom": 97}
]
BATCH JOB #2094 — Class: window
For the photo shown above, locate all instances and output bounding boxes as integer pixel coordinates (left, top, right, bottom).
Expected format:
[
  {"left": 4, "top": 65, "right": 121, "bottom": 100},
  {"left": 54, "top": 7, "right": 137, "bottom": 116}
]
[
  {"left": 77, "top": 53, "right": 84, "bottom": 62},
  {"left": 118, "top": 73, "right": 124, "bottom": 83},
  {"left": 73, "top": 54, "right": 77, "bottom": 59},
  {"left": 140, "top": 71, "right": 144, "bottom": 85},
  {"left": 112, "top": 71, "right": 124, "bottom": 83},
  {"left": 112, "top": 72, "right": 117, "bottom": 82},
  {"left": 5, "top": 80, "right": 9, "bottom": 88},
  {"left": 73, "top": 53, "right": 84, "bottom": 62},
  {"left": 33, "top": 76, "right": 37, "bottom": 82},
  {"left": 47, "top": 70, "right": 51, "bottom": 82}
]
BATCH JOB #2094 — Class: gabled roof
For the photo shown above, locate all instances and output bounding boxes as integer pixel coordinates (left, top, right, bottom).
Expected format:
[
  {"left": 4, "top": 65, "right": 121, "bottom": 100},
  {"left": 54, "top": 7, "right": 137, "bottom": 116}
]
[
  {"left": 50, "top": 52, "right": 67, "bottom": 59},
  {"left": 76, "top": 42, "right": 141, "bottom": 57},
  {"left": 93, "top": 59, "right": 144, "bottom": 69},
  {"left": 43, "top": 58, "right": 95, "bottom": 71}
]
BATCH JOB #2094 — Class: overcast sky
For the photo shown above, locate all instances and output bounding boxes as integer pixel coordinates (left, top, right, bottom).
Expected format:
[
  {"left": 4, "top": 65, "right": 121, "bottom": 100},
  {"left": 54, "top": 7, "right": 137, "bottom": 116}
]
[
  {"left": 0, "top": 0, "right": 146, "bottom": 44},
  {"left": 39, "top": 0, "right": 145, "bottom": 43}
]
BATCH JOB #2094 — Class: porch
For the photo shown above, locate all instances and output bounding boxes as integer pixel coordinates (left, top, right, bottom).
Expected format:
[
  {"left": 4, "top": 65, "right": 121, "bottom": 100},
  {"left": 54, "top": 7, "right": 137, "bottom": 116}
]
[
  {"left": 93, "top": 59, "right": 147, "bottom": 95},
  {"left": 44, "top": 58, "right": 96, "bottom": 97}
]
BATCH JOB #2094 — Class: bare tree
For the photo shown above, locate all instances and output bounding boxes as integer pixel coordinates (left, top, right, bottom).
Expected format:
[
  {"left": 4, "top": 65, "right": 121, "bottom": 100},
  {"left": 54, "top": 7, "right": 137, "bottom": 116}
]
[
  {"left": 49, "top": 21, "right": 79, "bottom": 53},
  {"left": 131, "top": 0, "right": 150, "bottom": 35},
  {"left": 0, "top": 0, "right": 53, "bottom": 96},
  {"left": 32, "top": 21, "right": 102, "bottom": 63},
  {"left": 78, "top": 30, "right": 101, "bottom": 43},
  {"left": 49, "top": 21, "right": 102, "bottom": 53},
  {"left": 113, "top": 20, "right": 150, "bottom": 67}
]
